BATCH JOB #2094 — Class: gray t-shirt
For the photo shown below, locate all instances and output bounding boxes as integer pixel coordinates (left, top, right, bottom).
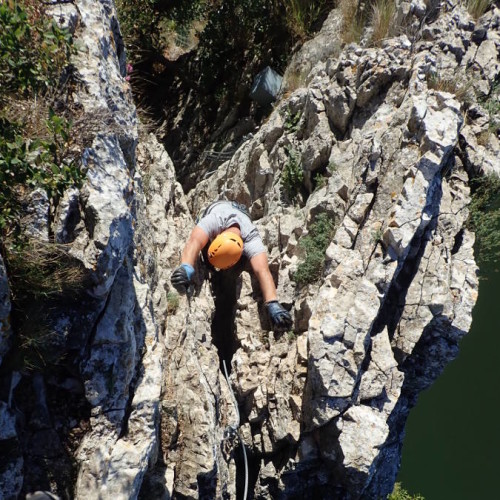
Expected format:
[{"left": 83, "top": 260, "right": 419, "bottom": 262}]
[{"left": 197, "top": 201, "right": 267, "bottom": 260}]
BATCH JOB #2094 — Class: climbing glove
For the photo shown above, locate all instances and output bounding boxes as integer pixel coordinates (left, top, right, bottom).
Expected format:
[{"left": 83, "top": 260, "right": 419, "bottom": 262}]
[
  {"left": 266, "top": 300, "right": 293, "bottom": 330},
  {"left": 171, "top": 263, "right": 195, "bottom": 293}
]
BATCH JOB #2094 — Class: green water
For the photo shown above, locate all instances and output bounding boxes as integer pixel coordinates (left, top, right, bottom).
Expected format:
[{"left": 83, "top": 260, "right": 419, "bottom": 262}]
[{"left": 398, "top": 269, "right": 500, "bottom": 499}]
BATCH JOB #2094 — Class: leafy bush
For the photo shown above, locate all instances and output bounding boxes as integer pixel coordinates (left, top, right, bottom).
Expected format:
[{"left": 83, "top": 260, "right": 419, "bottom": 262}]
[
  {"left": 282, "top": 146, "right": 304, "bottom": 201},
  {"left": 0, "top": 1, "right": 74, "bottom": 96},
  {"left": 0, "top": 1, "right": 83, "bottom": 371},
  {"left": 0, "top": 111, "right": 84, "bottom": 232},
  {"left": 116, "top": 0, "right": 210, "bottom": 66},
  {"left": 284, "top": 108, "right": 302, "bottom": 133},
  {"left": 0, "top": 1, "right": 81, "bottom": 236},
  {"left": 294, "top": 212, "right": 335, "bottom": 285},
  {"left": 467, "top": 174, "right": 500, "bottom": 268},
  {"left": 388, "top": 483, "right": 425, "bottom": 500}
]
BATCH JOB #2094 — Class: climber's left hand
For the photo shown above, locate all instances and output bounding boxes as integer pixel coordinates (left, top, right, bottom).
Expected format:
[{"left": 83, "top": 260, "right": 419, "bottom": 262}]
[{"left": 266, "top": 300, "right": 293, "bottom": 330}]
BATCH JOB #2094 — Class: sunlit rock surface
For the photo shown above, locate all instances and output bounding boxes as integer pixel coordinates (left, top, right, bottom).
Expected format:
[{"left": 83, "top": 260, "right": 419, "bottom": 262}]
[{"left": 1, "top": 1, "right": 499, "bottom": 499}]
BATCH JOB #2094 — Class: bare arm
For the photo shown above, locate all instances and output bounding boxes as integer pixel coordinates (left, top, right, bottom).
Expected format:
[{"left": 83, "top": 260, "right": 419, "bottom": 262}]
[
  {"left": 249, "top": 252, "right": 277, "bottom": 303},
  {"left": 181, "top": 226, "right": 209, "bottom": 267}
]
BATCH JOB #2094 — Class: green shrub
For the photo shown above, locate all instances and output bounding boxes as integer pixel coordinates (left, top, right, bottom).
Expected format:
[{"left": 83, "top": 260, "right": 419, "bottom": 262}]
[
  {"left": 388, "top": 483, "right": 425, "bottom": 500},
  {"left": 284, "top": 108, "right": 302, "bottom": 133},
  {"left": 467, "top": 174, "right": 500, "bottom": 268},
  {"left": 167, "top": 291, "right": 180, "bottom": 313},
  {"left": 0, "top": 2, "right": 81, "bottom": 235},
  {"left": 282, "top": 146, "right": 304, "bottom": 201},
  {"left": 0, "top": 111, "right": 84, "bottom": 232},
  {"left": 314, "top": 172, "right": 327, "bottom": 190},
  {"left": 294, "top": 212, "right": 335, "bottom": 285},
  {"left": 371, "top": 226, "right": 384, "bottom": 243},
  {"left": 116, "top": 0, "right": 209, "bottom": 66},
  {"left": 0, "top": 2, "right": 82, "bottom": 372},
  {"left": 0, "top": 1, "right": 74, "bottom": 97}
]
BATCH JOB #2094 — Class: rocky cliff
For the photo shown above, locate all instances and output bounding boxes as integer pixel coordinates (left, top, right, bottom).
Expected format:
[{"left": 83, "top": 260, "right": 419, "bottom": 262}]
[{"left": 0, "top": 1, "right": 499, "bottom": 499}]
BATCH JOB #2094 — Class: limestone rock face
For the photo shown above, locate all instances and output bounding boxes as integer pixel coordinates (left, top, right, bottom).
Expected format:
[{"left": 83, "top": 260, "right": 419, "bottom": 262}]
[
  {"left": 181, "top": 3, "right": 491, "bottom": 499},
  {"left": 0, "top": 2, "right": 497, "bottom": 500}
]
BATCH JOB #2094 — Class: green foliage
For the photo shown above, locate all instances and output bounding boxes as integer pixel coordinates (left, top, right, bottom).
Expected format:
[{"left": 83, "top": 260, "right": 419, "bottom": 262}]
[
  {"left": 167, "top": 291, "right": 180, "bottom": 313},
  {"left": 282, "top": 146, "right": 303, "bottom": 201},
  {"left": 467, "top": 174, "right": 500, "bottom": 268},
  {"left": 314, "top": 172, "right": 327, "bottom": 190},
  {"left": 0, "top": 2, "right": 82, "bottom": 372},
  {"left": 328, "top": 160, "right": 338, "bottom": 173},
  {"left": 116, "top": 0, "right": 210, "bottom": 65},
  {"left": 284, "top": 108, "right": 302, "bottom": 133},
  {"left": 0, "top": 112, "right": 84, "bottom": 231},
  {"left": 0, "top": 2, "right": 81, "bottom": 234},
  {"left": 388, "top": 483, "right": 425, "bottom": 500},
  {"left": 294, "top": 212, "right": 335, "bottom": 286},
  {"left": 0, "top": 0, "right": 74, "bottom": 97},
  {"left": 371, "top": 226, "right": 384, "bottom": 243},
  {"left": 197, "top": 0, "right": 286, "bottom": 93},
  {"left": 283, "top": 0, "right": 331, "bottom": 40},
  {"left": 115, "top": 0, "right": 161, "bottom": 63}
]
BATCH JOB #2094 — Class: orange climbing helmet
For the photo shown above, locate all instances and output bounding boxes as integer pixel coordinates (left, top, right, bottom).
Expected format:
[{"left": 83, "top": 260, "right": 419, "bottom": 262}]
[{"left": 208, "top": 230, "right": 244, "bottom": 270}]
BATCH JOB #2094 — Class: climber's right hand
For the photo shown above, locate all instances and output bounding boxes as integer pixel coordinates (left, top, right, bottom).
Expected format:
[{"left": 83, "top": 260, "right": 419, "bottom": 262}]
[{"left": 171, "top": 263, "right": 195, "bottom": 294}]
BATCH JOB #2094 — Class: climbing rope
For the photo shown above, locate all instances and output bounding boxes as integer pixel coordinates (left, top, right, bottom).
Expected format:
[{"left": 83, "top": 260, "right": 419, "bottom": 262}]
[{"left": 223, "top": 359, "right": 248, "bottom": 500}]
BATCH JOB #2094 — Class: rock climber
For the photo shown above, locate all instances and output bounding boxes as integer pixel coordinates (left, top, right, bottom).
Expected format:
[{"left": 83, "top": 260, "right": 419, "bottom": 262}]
[{"left": 171, "top": 200, "right": 293, "bottom": 330}]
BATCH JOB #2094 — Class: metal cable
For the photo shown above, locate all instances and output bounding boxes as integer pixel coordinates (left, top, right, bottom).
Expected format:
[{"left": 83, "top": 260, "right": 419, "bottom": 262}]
[{"left": 223, "top": 359, "right": 248, "bottom": 500}]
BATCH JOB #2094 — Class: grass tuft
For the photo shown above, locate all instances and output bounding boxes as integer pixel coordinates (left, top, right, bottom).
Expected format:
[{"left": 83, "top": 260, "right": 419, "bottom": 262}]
[
  {"left": 294, "top": 212, "right": 335, "bottom": 286},
  {"left": 339, "top": 0, "right": 365, "bottom": 44},
  {"left": 466, "top": 0, "right": 493, "bottom": 20},
  {"left": 371, "top": 0, "right": 396, "bottom": 46},
  {"left": 3, "top": 239, "right": 87, "bottom": 300}
]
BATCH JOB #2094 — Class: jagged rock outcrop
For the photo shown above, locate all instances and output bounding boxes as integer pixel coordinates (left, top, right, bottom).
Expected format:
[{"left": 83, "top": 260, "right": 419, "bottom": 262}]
[
  {"left": 177, "top": 2, "right": 496, "bottom": 498},
  {"left": 0, "top": 1, "right": 498, "bottom": 500}
]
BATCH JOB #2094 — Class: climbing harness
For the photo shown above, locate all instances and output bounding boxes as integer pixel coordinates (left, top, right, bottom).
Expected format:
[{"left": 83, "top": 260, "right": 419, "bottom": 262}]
[{"left": 223, "top": 359, "right": 248, "bottom": 500}]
